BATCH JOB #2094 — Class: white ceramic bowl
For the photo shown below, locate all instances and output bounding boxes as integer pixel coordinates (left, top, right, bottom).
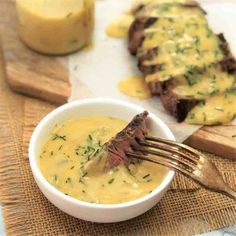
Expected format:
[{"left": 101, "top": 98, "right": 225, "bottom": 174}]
[{"left": 29, "top": 98, "right": 175, "bottom": 223}]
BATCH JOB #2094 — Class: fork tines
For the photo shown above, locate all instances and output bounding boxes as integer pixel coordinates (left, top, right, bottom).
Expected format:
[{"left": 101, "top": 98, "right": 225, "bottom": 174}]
[
  {"left": 127, "top": 136, "right": 202, "bottom": 177},
  {"left": 126, "top": 136, "right": 236, "bottom": 200}
]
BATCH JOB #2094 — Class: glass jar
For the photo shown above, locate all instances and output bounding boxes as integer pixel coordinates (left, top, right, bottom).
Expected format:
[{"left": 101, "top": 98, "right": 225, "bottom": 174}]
[{"left": 16, "top": 0, "right": 94, "bottom": 55}]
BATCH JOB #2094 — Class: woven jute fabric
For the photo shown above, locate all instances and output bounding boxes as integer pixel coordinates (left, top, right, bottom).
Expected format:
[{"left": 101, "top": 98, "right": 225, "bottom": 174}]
[{"left": 0, "top": 56, "right": 236, "bottom": 235}]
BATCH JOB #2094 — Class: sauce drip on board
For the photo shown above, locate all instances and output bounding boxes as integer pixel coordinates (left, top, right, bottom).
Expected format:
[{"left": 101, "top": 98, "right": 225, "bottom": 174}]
[
  {"left": 118, "top": 76, "right": 152, "bottom": 99},
  {"left": 106, "top": 14, "right": 134, "bottom": 38}
]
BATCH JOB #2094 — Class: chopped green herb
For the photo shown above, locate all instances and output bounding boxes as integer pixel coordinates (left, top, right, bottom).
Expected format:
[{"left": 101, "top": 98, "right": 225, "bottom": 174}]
[
  {"left": 188, "top": 113, "right": 195, "bottom": 120},
  {"left": 70, "top": 166, "right": 75, "bottom": 170},
  {"left": 82, "top": 172, "right": 88, "bottom": 177},
  {"left": 108, "top": 178, "right": 115, "bottom": 184},
  {"left": 127, "top": 166, "right": 135, "bottom": 177},
  {"left": 198, "top": 101, "right": 206, "bottom": 107},
  {"left": 174, "top": 59, "right": 181, "bottom": 66},
  {"left": 147, "top": 32, "right": 154, "bottom": 39},
  {"left": 167, "top": 18, "right": 174, "bottom": 23},
  {"left": 79, "top": 177, "right": 85, "bottom": 185},
  {"left": 147, "top": 179, "right": 152, "bottom": 182},
  {"left": 193, "top": 36, "right": 200, "bottom": 46},
  {"left": 214, "top": 49, "right": 222, "bottom": 58},
  {"left": 75, "top": 134, "right": 105, "bottom": 160},
  {"left": 184, "top": 65, "right": 199, "bottom": 86},
  {"left": 52, "top": 134, "right": 66, "bottom": 141},
  {"left": 65, "top": 177, "right": 72, "bottom": 184},
  {"left": 206, "top": 28, "right": 213, "bottom": 37},
  {"left": 98, "top": 140, "right": 103, "bottom": 146},
  {"left": 175, "top": 45, "right": 185, "bottom": 54},
  {"left": 211, "top": 75, "right": 216, "bottom": 83},
  {"left": 159, "top": 65, "right": 165, "bottom": 71},
  {"left": 143, "top": 174, "right": 150, "bottom": 179},
  {"left": 50, "top": 151, "right": 54, "bottom": 156},
  {"left": 58, "top": 145, "right": 63, "bottom": 150},
  {"left": 82, "top": 190, "right": 86, "bottom": 194},
  {"left": 54, "top": 175, "right": 57, "bottom": 181},
  {"left": 210, "top": 87, "right": 219, "bottom": 95},
  {"left": 197, "top": 91, "right": 205, "bottom": 96},
  {"left": 158, "top": 3, "right": 170, "bottom": 12}
]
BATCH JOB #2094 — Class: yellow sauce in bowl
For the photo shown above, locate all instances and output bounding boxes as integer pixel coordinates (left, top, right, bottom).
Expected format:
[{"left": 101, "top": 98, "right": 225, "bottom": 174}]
[
  {"left": 16, "top": 0, "right": 94, "bottom": 55},
  {"left": 39, "top": 116, "right": 168, "bottom": 204}
]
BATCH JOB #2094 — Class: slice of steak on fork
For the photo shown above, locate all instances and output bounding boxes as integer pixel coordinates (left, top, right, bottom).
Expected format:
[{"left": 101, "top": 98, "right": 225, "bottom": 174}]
[{"left": 106, "top": 111, "right": 148, "bottom": 168}]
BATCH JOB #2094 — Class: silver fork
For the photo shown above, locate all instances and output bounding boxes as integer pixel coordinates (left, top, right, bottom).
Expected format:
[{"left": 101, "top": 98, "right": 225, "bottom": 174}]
[{"left": 127, "top": 136, "right": 236, "bottom": 200}]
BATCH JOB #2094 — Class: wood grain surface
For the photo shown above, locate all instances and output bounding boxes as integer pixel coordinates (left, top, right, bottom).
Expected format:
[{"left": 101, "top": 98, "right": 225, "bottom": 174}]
[
  {"left": 185, "top": 126, "right": 236, "bottom": 160},
  {"left": 0, "top": 0, "right": 235, "bottom": 159}
]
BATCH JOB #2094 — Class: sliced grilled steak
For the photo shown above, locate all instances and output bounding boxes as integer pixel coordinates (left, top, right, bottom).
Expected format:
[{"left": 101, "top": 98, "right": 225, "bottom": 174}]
[
  {"left": 129, "top": 9, "right": 208, "bottom": 95},
  {"left": 159, "top": 79, "right": 201, "bottom": 122},
  {"left": 128, "top": 2, "right": 204, "bottom": 56},
  {"left": 137, "top": 47, "right": 163, "bottom": 75},
  {"left": 218, "top": 33, "right": 236, "bottom": 74},
  {"left": 134, "top": 31, "right": 230, "bottom": 85},
  {"left": 129, "top": 9, "right": 236, "bottom": 122},
  {"left": 106, "top": 111, "right": 148, "bottom": 168},
  {"left": 159, "top": 35, "right": 236, "bottom": 122},
  {"left": 128, "top": 17, "right": 157, "bottom": 55}
]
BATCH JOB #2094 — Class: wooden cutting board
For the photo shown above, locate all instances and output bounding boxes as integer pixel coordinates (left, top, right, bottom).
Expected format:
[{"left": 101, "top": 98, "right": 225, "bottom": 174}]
[{"left": 0, "top": 0, "right": 235, "bottom": 159}]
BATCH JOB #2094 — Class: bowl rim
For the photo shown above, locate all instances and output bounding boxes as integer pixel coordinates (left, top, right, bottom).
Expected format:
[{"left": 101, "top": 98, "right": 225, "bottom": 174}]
[{"left": 29, "top": 98, "right": 175, "bottom": 209}]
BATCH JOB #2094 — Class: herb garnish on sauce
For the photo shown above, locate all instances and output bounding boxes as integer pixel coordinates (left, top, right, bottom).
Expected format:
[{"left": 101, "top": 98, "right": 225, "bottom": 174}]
[
  {"left": 108, "top": 178, "right": 115, "bottom": 184},
  {"left": 52, "top": 134, "right": 66, "bottom": 141},
  {"left": 143, "top": 174, "right": 150, "bottom": 179}
]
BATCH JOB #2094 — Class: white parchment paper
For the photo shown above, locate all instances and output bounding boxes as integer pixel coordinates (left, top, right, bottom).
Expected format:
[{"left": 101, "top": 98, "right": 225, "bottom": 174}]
[{"left": 66, "top": 0, "right": 236, "bottom": 142}]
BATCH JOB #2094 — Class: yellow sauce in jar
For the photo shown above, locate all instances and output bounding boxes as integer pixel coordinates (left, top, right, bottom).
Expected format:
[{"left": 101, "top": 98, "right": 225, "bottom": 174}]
[{"left": 16, "top": 0, "right": 94, "bottom": 55}]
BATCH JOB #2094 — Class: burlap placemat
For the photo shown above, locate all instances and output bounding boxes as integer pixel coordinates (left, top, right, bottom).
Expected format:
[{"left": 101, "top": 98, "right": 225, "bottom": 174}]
[{"left": 0, "top": 54, "right": 236, "bottom": 235}]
